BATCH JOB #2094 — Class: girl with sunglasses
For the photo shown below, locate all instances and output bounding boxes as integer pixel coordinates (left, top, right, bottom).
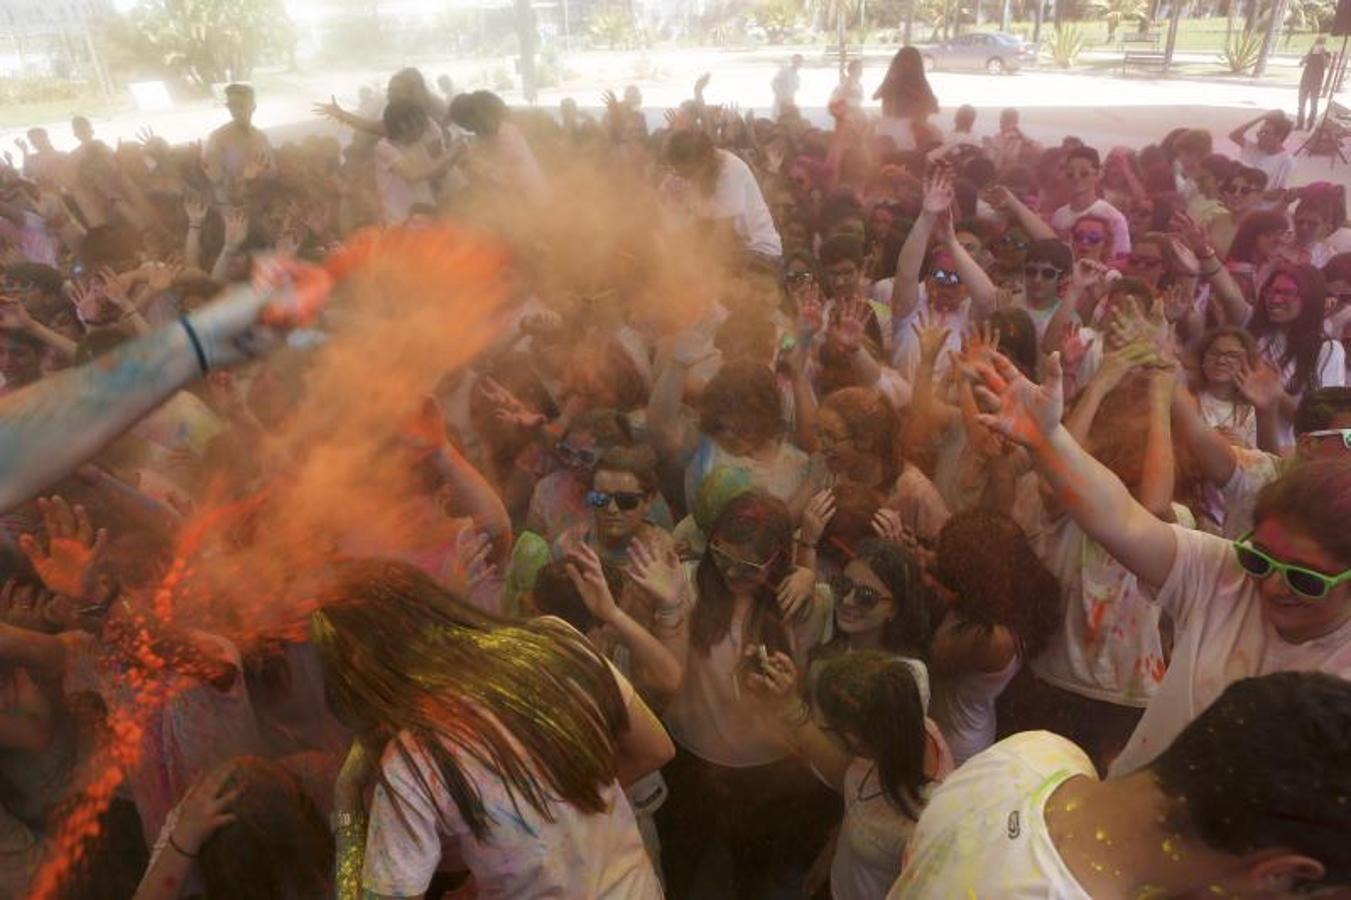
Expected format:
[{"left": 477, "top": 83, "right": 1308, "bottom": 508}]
[
  {"left": 810, "top": 538, "right": 933, "bottom": 672},
  {"left": 926, "top": 509, "right": 1061, "bottom": 766},
  {"left": 1069, "top": 213, "right": 1115, "bottom": 264},
  {"left": 657, "top": 491, "right": 835, "bottom": 899},
  {"left": 973, "top": 349, "right": 1351, "bottom": 780},
  {"left": 744, "top": 650, "right": 952, "bottom": 900}
]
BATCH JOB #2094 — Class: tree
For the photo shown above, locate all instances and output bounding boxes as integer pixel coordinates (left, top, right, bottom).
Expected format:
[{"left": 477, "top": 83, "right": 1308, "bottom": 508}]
[
  {"left": 752, "top": 0, "right": 802, "bottom": 40},
  {"left": 1089, "top": 0, "right": 1149, "bottom": 40},
  {"left": 109, "top": 0, "right": 292, "bottom": 93}
]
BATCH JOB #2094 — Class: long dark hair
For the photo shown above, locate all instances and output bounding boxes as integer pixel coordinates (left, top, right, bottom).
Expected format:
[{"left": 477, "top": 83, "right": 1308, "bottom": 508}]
[
  {"left": 1226, "top": 209, "right": 1290, "bottom": 265},
  {"left": 933, "top": 509, "right": 1060, "bottom": 659},
  {"left": 312, "top": 559, "right": 629, "bottom": 841},
  {"left": 197, "top": 757, "right": 333, "bottom": 900},
  {"left": 814, "top": 538, "right": 932, "bottom": 663},
  {"left": 692, "top": 491, "right": 795, "bottom": 654},
  {"left": 1247, "top": 264, "right": 1332, "bottom": 395},
  {"left": 815, "top": 651, "right": 929, "bottom": 818},
  {"left": 873, "top": 46, "right": 938, "bottom": 119}
]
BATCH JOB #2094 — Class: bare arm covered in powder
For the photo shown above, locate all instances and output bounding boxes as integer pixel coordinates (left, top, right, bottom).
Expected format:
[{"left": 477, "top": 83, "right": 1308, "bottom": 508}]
[{"left": 0, "top": 276, "right": 321, "bottom": 512}]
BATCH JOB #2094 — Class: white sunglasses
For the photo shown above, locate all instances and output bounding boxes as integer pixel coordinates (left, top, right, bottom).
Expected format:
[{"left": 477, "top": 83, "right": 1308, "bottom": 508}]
[{"left": 1303, "top": 428, "right": 1351, "bottom": 450}]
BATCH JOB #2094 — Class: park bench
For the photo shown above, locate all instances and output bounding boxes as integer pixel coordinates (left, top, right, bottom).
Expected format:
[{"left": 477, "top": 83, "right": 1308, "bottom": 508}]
[
  {"left": 1119, "top": 31, "right": 1161, "bottom": 48},
  {"left": 1121, "top": 49, "right": 1168, "bottom": 74}
]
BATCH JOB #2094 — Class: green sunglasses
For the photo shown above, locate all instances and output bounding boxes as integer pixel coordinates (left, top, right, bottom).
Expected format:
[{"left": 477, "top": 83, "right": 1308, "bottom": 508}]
[{"left": 1233, "top": 532, "right": 1351, "bottom": 600}]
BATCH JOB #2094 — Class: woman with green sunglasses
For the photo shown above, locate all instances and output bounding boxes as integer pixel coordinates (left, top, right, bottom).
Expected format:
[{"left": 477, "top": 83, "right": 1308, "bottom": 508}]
[{"left": 973, "top": 349, "right": 1351, "bottom": 782}]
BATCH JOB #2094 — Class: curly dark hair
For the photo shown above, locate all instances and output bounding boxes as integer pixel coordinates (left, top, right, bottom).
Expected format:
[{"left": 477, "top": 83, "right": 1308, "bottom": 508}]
[{"left": 933, "top": 509, "right": 1060, "bottom": 658}]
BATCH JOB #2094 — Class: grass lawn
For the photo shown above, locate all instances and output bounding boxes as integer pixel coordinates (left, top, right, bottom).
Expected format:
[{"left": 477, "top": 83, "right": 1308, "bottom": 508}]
[{"left": 996, "top": 16, "right": 1322, "bottom": 56}]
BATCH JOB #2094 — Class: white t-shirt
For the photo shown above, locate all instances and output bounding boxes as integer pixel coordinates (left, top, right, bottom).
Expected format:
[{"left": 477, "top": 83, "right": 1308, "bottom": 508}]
[
  {"left": 709, "top": 150, "right": 782, "bottom": 257},
  {"left": 1109, "top": 525, "right": 1351, "bottom": 776},
  {"left": 889, "top": 286, "right": 972, "bottom": 383},
  {"left": 1050, "top": 198, "right": 1132, "bottom": 259},
  {"left": 1197, "top": 391, "right": 1258, "bottom": 450},
  {"left": 888, "top": 731, "right": 1094, "bottom": 899},
  {"left": 831, "top": 757, "right": 927, "bottom": 900},
  {"left": 1255, "top": 334, "right": 1345, "bottom": 447},
  {"left": 1240, "top": 142, "right": 1296, "bottom": 190},
  {"left": 362, "top": 664, "right": 661, "bottom": 899},
  {"left": 1014, "top": 487, "right": 1166, "bottom": 708},
  {"left": 374, "top": 137, "right": 435, "bottom": 224},
  {"left": 929, "top": 651, "right": 1020, "bottom": 766},
  {"left": 663, "top": 563, "right": 833, "bottom": 767}
]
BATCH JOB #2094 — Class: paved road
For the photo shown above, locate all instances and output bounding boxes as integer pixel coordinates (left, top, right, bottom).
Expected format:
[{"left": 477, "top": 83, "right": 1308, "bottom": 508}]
[{"left": 4, "top": 46, "right": 1346, "bottom": 187}]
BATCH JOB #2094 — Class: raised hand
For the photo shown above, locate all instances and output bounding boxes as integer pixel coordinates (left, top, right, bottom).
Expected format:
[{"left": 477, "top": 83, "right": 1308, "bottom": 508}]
[
  {"left": 184, "top": 193, "right": 209, "bottom": 227},
  {"left": 601, "top": 89, "right": 621, "bottom": 112},
  {"left": 797, "top": 284, "right": 825, "bottom": 337},
  {"left": 800, "top": 490, "right": 836, "bottom": 547},
  {"left": 973, "top": 351, "right": 1065, "bottom": 448},
  {"left": 981, "top": 184, "right": 1014, "bottom": 210},
  {"left": 828, "top": 299, "right": 870, "bottom": 354},
  {"left": 478, "top": 376, "right": 545, "bottom": 430},
  {"left": 172, "top": 765, "right": 242, "bottom": 855},
  {"left": 18, "top": 496, "right": 107, "bottom": 603},
  {"left": 694, "top": 72, "right": 712, "bottom": 95},
  {"left": 1058, "top": 322, "right": 1089, "bottom": 375},
  {"left": 564, "top": 543, "right": 621, "bottom": 625},
  {"left": 1169, "top": 209, "right": 1212, "bottom": 256},
  {"left": 627, "top": 538, "right": 684, "bottom": 609},
  {"left": 69, "top": 278, "right": 113, "bottom": 326},
  {"left": 1234, "top": 358, "right": 1285, "bottom": 411},
  {"left": 962, "top": 320, "right": 1001, "bottom": 368},
  {"left": 1094, "top": 341, "right": 1153, "bottom": 392},
  {"left": 775, "top": 566, "right": 817, "bottom": 621},
  {"left": 1160, "top": 282, "right": 1192, "bottom": 323},
  {"left": 923, "top": 166, "right": 955, "bottom": 216},
  {"left": 912, "top": 309, "right": 952, "bottom": 365},
  {"left": 223, "top": 208, "right": 249, "bottom": 248},
  {"left": 453, "top": 527, "right": 498, "bottom": 593},
  {"left": 313, "top": 95, "right": 345, "bottom": 121}
]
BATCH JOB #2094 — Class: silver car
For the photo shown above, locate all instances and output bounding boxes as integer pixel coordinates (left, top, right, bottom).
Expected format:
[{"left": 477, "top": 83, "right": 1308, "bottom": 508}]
[{"left": 920, "top": 32, "right": 1037, "bottom": 74}]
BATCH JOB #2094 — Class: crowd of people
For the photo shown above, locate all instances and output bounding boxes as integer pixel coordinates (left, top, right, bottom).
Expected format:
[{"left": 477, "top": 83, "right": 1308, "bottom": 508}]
[{"left": 1, "top": 43, "right": 1350, "bottom": 900}]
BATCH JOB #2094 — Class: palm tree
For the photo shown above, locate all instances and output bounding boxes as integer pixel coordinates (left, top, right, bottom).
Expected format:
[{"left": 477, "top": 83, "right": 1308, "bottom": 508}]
[{"left": 1090, "top": 0, "right": 1149, "bottom": 40}]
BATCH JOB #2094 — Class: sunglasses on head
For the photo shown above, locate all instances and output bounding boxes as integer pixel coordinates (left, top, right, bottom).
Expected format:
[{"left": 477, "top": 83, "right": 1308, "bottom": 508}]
[
  {"left": 1303, "top": 428, "right": 1351, "bottom": 451},
  {"left": 710, "top": 543, "right": 777, "bottom": 574},
  {"left": 1233, "top": 532, "right": 1351, "bottom": 600},
  {"left": 930, "top": 268, "right": 961, "bottom": 286},
  {"left": 586, "top": 489, "right": 646, "bottom": 512},
  {"left": 556, "top": 443, "right": 600, "bottom": 469},
  {"left": 1072, "top": 231, "right": 1105, "bottom": 245},
  {"left": 1024, "top": 264, "right": 1063, "bottom": 281},
  {"left": 828, "top": 573, "right": 890, "bottom": 610}
]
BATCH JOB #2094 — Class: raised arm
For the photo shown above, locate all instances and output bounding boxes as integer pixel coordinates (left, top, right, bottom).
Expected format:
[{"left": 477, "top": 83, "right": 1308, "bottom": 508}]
[
  {"left": 1227, "top": 112, "right": 1265, "bottom": 149},
  {"left": 646, "top": 335, "right": 704, "bottom": 467},
  {"left": 974, "top": 351, "right": 1178, "bottom": 589},
  {"left": 0, "top": 267, "right": 328, "bottom": 512},
  {"left": 985, "top": 185, "right": 1057, "bottom": 242},
  {"left": 1137, "top": 366, "right": 1179, "bottom": 521},
  {"left": 314, "top": 95, "right": 387, "bottom": 137},
  {"left": 894, "top": 173, "right": 950, "bottom": 324},
  {"left": 1174, "top": 210, "right": 1250, "bottom": 326}
]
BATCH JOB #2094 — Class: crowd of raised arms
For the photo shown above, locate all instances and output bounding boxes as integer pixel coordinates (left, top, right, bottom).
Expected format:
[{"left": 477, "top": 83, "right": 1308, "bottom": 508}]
[{"left": 1, "top": 45, "right": 1351, "bottom": 900}]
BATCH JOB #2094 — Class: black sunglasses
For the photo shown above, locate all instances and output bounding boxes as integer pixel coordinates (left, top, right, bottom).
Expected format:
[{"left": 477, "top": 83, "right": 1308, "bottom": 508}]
[
  {"left": 586, "top": 489, "right": 646, "bottom": 512},
  {"left": 829, "top": 573, "right": 890, "bottom": 610},
  {"left": 1024, "top": 264, "right": 1063, "bottom": 281},
  {"left": 556, "top": 442, "right": 600, "bottom": 469}
]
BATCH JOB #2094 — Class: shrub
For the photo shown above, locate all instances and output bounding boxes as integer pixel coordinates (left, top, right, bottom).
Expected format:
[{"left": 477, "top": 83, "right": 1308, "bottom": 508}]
[
  {"left": 1220, "top": 28, "right": 1264, "bottom": 73},
  {"left": 1050, "top": 24, "right": 1084, "bottom": 68}
]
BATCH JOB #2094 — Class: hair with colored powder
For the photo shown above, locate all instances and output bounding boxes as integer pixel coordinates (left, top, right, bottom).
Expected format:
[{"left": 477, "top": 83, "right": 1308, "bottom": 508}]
[
  {"left": 311, "top": 558, "right": 628, "bottom": 841},
  {"left": 815, "top": 651, "right": 930, "bottom": 818}
]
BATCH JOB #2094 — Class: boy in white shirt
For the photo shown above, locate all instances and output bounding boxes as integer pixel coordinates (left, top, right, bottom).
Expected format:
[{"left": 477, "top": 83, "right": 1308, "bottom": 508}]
[
  {"left": 1229, "top": 110, "right": 1297, "bottom": 190},
  {"left": 973, "top": 351, "right": 1351, "bottom": 777},
  {"left": 890, "top": 672, "right": 1351, "bottom": 898}
]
